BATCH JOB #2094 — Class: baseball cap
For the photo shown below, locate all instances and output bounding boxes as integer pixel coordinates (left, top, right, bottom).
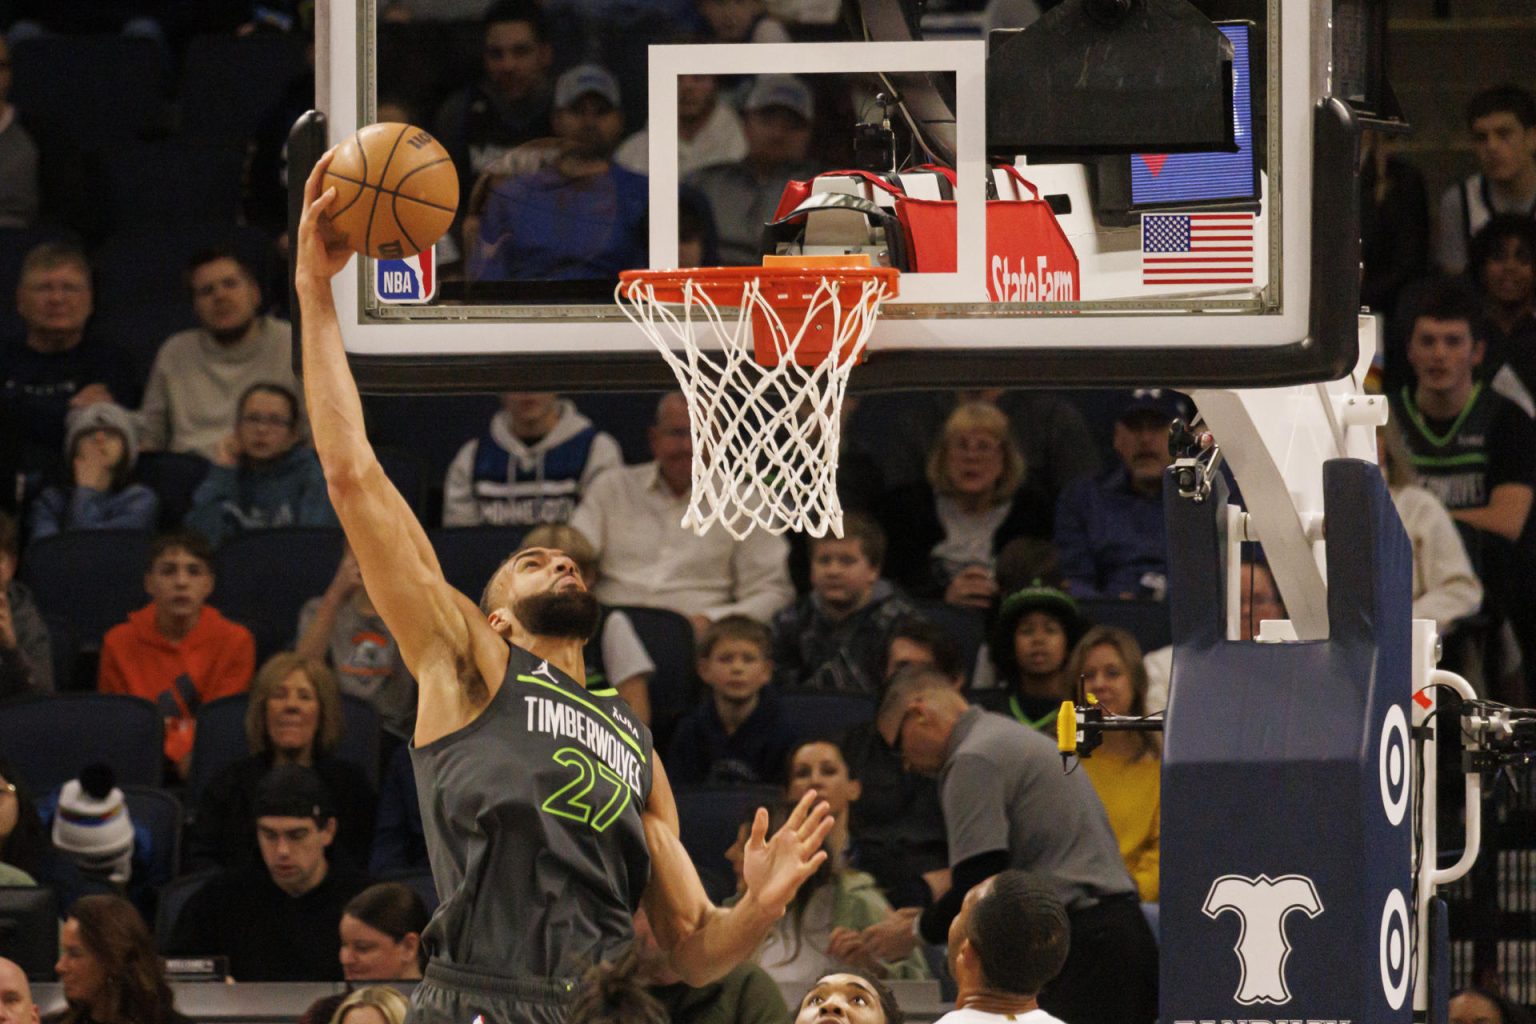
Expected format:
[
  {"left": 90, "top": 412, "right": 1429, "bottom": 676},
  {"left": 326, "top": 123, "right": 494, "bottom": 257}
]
[
  {"left": 744, "top": 74, "right": 814, "bottom": 122},
  {"left": 553, "top": 63, "right": 621, "bottom": 111},
  {"left": 1118, "top": 388, "right": 1191, "bottom": 425},
  {"left": 254, "top": 765, "right": 337, "bottom": 823}
]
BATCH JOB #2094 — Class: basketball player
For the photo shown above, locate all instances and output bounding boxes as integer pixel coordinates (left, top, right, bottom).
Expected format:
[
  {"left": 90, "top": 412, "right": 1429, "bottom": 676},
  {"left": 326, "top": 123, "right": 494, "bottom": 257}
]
[{"left": 293, "top": 150, "right": 834, "bottom": 1024}]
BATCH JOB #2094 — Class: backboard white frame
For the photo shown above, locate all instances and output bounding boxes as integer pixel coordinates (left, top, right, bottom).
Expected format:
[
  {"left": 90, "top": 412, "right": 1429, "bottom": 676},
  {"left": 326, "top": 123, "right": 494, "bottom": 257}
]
[{"left": 311, "top": 0, "right": 1359, "bottom": 388}]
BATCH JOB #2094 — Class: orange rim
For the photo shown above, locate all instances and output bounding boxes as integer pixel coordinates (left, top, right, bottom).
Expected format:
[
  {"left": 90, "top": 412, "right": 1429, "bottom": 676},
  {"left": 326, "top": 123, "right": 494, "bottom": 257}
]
[{"left": 619, "top": 265, "right": 899, "bottom": 307}]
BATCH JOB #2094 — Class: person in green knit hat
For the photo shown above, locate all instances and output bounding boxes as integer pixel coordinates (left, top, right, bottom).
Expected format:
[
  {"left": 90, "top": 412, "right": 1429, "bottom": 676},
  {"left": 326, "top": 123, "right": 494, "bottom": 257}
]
[{"left": 977, "top": 585, "right": 1087, "bottom": 732}]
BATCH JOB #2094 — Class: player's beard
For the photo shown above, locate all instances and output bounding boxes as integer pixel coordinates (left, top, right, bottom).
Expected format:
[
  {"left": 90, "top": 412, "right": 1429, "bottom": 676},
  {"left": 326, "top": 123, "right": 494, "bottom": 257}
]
[{"left": 514, "top": 589, "right": 600, "bottom": 640}]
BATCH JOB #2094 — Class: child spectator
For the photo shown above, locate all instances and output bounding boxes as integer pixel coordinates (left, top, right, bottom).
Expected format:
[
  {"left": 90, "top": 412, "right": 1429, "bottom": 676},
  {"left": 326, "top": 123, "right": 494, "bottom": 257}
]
[
  {"left": 97, "top": 530, "right": 255, "bottom": 777},
  {"left": 166, "top": 765, "right": 372, "bottom": 981},
  {"left": 518, "top": 524, "right": 655, "bottom": 722},
  {"left": 1067, "top": 626, "right": 1160, "bottom": 903},
  {"left": 28, "top": 402, "right": 157, "bottom": 542},
  {"left": 49, "top": 764, "right": 135, "bottom": 888},
  {"left": 442, "top": 392, "right": 622, "bottom": 528},
  {"left": 666, "top": 616, "right": 797, "bottom": 786},
  {"left": 977, "top": 585, "right": 1087, "bottom": 732},
  {"left": 772, "top": 513, "right": 915, "bottom": 696},
  {"left": 138, "top": 249, "right": 297, "bottom": 460},
  {"left": 188, "top": 652, "right": 376, "bottom": 872},
  {"left": 1472, "top": 215, "right": 1536, "bottom": 400},
  {"left": 0, "top": 511, "right": 52, "bottom": 697},
  {"left": 185, "top": 382, "right": 338, "bottom": 546},
  {"left": 296, "top": 545, "right": 416, "bottom": 740}
]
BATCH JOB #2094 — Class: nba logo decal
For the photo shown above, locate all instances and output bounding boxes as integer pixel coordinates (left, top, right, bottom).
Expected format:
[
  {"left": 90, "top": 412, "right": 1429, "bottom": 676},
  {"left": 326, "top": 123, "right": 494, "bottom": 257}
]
[{"left": 376, "top": 247, "right": 436, "bottom": 304}]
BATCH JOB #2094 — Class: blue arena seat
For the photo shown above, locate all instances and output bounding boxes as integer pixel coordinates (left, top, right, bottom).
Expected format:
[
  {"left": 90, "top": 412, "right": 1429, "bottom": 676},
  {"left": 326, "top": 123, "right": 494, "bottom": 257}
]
[
  {"left": 613, "top": 605, "right": 699, "bottom": 751},
  {"left": 179, "top": 34, "right": 309, "bottom": 142},
  {"left": 92, "top": 299, "right": 199, "bottom": 382},
  {"left": 0, "top": 693, "right": 163, "bottom": 794},
  {"left": 673, "top": 785, "right": 781, "bottom": 903},
  {"left": 92, "top": 223, "right": 273, "bottom": 313},
  {"left": 376, "top": 446, "right": 430, "bottom": 520},
  {"left": 122, "top": 785, "right": 184, "bottom": 891},
  {"left": 212, "top": 527, "right": 347, "bottom": 661},
  {"left": 1076, "top": 597, "right": 1173, "bottom": 654},
  {"left": 133, "top": 451, "right": 212, "bottom": 529},
  {"left": 154, "top": 868, "right": 219, "bottom": 952},
  {"left": 9, "top": 36, "right": 165, "bottom": 148},
  {"left": 776, "top": 690, "right": 878, "bottom": 743},
  {"left": 99, "top": 141, "right": 246, "bottom": 233},
  {"left": 426, "top": 525, "right": 528, "bottom": 600},
  {"left": 19, "top": 530, "right": 154, "bottom": 651},
  {"left": 41, "top": 615, "right": 82, "bottom": 693},
  {"left": 186, "top": 692, "right": 382, "bottom": 808}
]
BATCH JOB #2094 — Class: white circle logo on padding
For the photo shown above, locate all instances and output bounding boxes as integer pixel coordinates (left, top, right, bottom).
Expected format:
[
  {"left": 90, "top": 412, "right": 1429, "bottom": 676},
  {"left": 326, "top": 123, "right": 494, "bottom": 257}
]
[
  {"left": 1380, "top": 888, "right": 1410, "bottom": 1009},
  {"left": 1379, "top": 705, "right": 1409, "bottom": 827}
]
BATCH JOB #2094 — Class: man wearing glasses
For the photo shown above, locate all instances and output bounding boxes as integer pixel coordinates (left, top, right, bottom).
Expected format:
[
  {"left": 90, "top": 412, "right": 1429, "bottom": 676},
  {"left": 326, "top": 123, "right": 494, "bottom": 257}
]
[
  {"left": 855, "top": 666, "right": 1158, "bottom": 1024},
  {"left": 186, "top": 383, "right": 337, "bottom": 547},
  {"left": 139, "top": 249, "right": 297, "bottom": 460}
]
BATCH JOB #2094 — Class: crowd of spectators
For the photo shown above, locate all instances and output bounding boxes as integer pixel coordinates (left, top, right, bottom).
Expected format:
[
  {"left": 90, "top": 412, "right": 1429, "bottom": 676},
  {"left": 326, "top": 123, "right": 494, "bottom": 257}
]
[{"left": 0, "top": 0, "right": 1534, "bottom": 1019}]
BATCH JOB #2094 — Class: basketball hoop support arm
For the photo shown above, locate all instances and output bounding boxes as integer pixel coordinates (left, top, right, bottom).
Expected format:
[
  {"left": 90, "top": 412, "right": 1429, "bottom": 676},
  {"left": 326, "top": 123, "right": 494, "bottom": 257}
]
[{"left": 1188, "top": 314, "right": 1387, "bottom": 642}]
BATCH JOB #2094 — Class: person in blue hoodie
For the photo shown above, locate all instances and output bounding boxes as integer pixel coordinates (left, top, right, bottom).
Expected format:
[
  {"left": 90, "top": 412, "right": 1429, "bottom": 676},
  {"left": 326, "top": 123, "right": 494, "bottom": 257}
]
[
  {"left": 28, "top": 401, "right": 158, "bottom": 542},
  {"left": 185, "top": 382, "right": 338, "bottom": 546}
]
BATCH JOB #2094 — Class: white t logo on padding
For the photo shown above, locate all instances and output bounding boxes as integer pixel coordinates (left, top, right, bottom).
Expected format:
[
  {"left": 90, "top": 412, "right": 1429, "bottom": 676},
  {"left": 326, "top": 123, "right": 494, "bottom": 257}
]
[{"left": 1203, "top": 874, "right": 1323, "bottom": 1005}]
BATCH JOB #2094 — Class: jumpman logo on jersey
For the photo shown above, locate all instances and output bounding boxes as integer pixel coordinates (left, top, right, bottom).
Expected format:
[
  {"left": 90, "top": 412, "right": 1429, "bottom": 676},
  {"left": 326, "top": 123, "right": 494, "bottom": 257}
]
[
  {"left": 1203, "top": 874, "right": 1323, "bottom": 1005},
  {"left": 532, "top": 660, "right": 560, "bottom": 686}
]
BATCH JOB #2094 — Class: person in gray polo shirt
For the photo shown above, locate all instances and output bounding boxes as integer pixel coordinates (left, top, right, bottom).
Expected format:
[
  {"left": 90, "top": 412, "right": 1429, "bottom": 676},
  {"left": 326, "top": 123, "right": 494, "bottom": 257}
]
[{"left": 857, "top": 666, "right": 1158, "bottom": 1024}]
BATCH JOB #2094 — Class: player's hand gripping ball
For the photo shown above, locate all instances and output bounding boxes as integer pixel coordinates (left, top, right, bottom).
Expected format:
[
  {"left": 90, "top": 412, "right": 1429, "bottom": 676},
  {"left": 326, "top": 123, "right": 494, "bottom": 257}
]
[{"left": 321, "top": 123, "right": 460, "bottom": 259}]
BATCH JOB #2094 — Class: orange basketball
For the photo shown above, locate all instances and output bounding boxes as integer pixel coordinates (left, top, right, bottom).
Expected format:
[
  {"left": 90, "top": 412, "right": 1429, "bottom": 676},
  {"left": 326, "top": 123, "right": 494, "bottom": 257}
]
[{"left": 322, "top": 123, "right": 459, "bottom": 259}]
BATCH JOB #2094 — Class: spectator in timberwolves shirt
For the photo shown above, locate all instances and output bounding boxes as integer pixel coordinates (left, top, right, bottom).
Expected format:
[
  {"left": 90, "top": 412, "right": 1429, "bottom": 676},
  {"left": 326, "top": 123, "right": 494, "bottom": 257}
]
[
  {"left": 442, "top": 392, "right": 622, "bottom": 528},
  {"left": 1389, "top": 280, "right": 1536, "bottom": 693}
]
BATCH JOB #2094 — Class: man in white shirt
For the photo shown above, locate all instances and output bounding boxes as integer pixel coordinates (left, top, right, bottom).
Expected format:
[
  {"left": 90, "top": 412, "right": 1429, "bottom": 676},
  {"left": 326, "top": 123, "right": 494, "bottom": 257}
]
[
  {"left": 571, "top": 393, "right": 794, "bottom": 635},
  {"left": 936, "top": 872, "right": 1072, "bottom": 1024},
  {"left": 614, "top": 73, "right": 747, "bottom": 177}
]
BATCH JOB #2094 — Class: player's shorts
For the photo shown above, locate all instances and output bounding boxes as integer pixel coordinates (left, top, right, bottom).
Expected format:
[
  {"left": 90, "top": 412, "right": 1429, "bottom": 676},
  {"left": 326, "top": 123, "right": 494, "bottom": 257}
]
[{"left": 410, "top": 960, "right": 576, "bottom": 1024}]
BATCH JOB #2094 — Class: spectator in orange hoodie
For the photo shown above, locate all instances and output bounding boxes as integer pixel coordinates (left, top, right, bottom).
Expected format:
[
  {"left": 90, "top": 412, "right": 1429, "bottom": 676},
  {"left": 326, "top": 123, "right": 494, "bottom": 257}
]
[{"left": 98, "top": 529, "right": 255, "bottom": 778}]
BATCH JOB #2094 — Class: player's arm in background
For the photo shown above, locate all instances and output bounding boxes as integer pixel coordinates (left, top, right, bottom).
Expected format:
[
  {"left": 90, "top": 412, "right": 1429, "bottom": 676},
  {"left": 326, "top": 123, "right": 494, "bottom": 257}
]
[
  {"left": 293, "top": 152, "right": 507, "bottom": 738},
  {"left": 640, "top": 755, "right": 833, "bottom": 986}
]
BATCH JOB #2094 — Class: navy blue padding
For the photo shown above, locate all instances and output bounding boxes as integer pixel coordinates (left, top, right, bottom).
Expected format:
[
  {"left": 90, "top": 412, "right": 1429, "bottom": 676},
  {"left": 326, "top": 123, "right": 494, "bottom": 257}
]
[
  {"left": 19, "top": 530, "right": 155, "bottom": 651},
  {"left": 1077, "top": 597, "right": 1172, "bottom": 654},
  {"left": 426, "top": 525, "right": 529, "bottom": 602},
  {"left": 179, "top": 34, "right": 308, "bottom": 142},
  {"left": 133, "top": 451, "right": 212, "bottom": 529},
  {"left": 154, "top": 868, "right": 219, "bottom": 952},
  {"left": 10, "top": 36, "right": 164, "bottom": 148},
  {"left": 186, "top": 692, "right": 382, "bottom": 808},
  {"left": 776, "top": 690, "right": 877, "bottom": 744},
  {"left": 212, "top": 527, "right": 346, "bottom": 659},
  {"left": 0, "top": 693, "right": 162, "bottom": 794},
  {"left": 912, "top": 600, "right": 987, "bottom": 684},
  {"left": 673, "top": 785, "right": 782, "bottom": 903},
  {"left": 613, "top": 605, "right": 698, "bottom": 753},
  {"left": 1160, "top": 460, "right": 1414, "bottom": 1023},
  {"left": 122, "top": 784, "right": 183, "bottom": 888}
]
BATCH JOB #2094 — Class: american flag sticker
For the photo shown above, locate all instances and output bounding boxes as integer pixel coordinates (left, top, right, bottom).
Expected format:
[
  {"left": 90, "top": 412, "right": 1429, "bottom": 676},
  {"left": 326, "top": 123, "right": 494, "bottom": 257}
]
[{"left": 1141, "top": 212, "right": 1256, "bottom": 286}]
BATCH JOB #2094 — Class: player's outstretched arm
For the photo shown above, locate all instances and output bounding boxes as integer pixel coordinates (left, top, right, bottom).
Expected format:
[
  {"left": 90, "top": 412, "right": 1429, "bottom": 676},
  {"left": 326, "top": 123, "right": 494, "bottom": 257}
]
[
  {"left": 294, "top": 153, "right": 481, "bottom": 684},
  {"left": 641, "top": 757, "right": 833, "bottom": 987}
]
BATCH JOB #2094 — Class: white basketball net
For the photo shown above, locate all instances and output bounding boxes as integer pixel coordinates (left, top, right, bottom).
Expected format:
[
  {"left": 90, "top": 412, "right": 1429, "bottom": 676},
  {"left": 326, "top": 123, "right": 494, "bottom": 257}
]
[{"left": 616, "top": 272, "right": 893, "bottom": 540}]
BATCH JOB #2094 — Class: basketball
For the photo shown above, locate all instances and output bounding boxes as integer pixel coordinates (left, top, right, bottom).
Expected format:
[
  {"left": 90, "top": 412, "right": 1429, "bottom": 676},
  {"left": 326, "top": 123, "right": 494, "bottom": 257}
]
[{"left": 322, "top": 122, "right": 459, "bottom": 259}]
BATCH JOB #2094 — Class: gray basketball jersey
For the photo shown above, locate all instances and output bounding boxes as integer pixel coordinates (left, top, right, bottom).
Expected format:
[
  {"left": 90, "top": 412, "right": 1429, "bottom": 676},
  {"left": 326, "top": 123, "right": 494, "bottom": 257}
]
[{"left": 411, "top": 644, "right": 654, "bottom": 981}]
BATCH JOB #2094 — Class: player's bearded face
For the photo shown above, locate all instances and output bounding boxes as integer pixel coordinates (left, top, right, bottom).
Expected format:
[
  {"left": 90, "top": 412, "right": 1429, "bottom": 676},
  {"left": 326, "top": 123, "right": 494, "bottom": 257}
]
[{"left": 513, "top": 588, "right": 600, "bottom": 640}]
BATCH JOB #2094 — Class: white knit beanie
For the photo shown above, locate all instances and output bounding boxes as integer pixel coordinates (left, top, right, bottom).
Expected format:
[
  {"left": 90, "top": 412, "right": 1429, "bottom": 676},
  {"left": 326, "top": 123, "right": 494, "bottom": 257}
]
[{"left": 52, "top": 764, "right": 135, "bottom": 885}]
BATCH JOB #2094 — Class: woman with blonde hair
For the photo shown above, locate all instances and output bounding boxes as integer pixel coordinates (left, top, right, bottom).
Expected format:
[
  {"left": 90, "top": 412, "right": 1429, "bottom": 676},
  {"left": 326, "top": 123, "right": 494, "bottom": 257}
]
[
  {"left": 187, "top": 652, "right": 376, "bottom": 870},
  {"left": 328, "top": 985, "right": 410, "bottom": 1024},
  {"left": 879, "top": 401, "right": 1053, "bottom": 609},
  {"left": 1065, "top": 625, "right": 1160, "bottom": 903}
]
